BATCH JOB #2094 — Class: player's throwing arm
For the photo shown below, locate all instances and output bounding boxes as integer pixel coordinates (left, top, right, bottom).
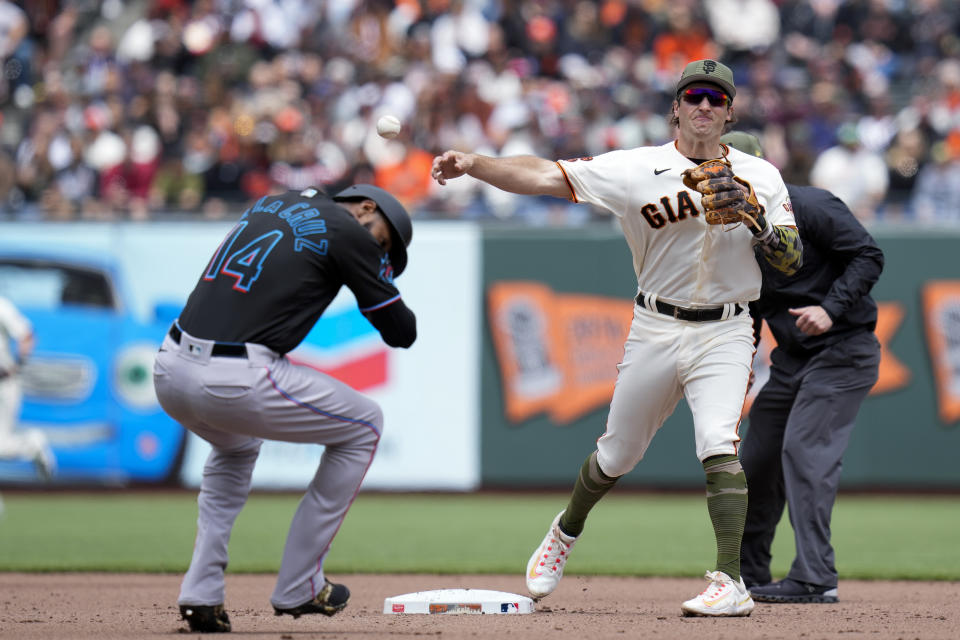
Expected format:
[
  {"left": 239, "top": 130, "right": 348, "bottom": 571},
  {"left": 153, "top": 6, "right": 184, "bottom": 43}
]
[{"left": 431, "top": 151, "right": 572, "bottom": 199}]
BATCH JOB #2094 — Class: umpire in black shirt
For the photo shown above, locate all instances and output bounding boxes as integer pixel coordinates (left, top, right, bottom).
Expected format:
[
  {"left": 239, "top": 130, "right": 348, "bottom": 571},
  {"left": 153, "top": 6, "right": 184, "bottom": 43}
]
[{"left": 721, "top": 132, "right": 884, "bottom": 604}]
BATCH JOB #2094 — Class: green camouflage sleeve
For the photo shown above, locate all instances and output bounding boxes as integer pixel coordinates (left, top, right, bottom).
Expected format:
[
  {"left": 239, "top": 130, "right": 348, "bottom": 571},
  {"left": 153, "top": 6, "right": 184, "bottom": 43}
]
[{"left": 757, "top": 225, "right": 802, "bottom": 275}]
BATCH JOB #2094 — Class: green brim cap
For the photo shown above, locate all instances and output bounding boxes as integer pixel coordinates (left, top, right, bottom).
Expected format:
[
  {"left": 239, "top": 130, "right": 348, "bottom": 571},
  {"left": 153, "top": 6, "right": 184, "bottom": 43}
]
[
  {"left": 720, "top": 131, "right": 764, "bottom": 158},
  {"left": 676, "top": 59, "right": 736, "bottom": 99}
]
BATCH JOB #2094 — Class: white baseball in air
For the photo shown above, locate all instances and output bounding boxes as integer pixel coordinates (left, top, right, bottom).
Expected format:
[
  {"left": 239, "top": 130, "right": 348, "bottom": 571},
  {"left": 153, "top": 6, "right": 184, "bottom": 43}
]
[{"left": 376, "top": 115, "right": 402, "bottom": 139}]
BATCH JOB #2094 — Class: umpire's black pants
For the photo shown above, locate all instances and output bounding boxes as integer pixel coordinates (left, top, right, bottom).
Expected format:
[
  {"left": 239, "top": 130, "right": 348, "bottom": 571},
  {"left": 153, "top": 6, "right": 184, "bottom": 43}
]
[{"left": 740, "top": 331, "right": 880, "bottom": 588}]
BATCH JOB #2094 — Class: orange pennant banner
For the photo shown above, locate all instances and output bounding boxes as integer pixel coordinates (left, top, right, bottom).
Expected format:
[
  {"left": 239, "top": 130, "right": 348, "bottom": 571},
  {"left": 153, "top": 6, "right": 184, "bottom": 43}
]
[
  {"left": 487, "top": 282, "right": 632, "bottom": 424},
  {"left": 872, "top": 302, "right": 910, "bottom": 394},
  {"left": 741, "top": 303, "right": 909, "bottom": 419},
  {"left": 489, "top": 282, "right": 912, "bottom": 426},
  {"left": 922, "top": 281, "right": 960, "bottom": 424}
]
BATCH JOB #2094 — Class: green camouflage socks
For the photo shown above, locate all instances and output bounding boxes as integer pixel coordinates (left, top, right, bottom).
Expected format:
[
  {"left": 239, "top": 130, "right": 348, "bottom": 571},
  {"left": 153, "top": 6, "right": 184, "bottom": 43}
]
[
  {"left": 703, "top": 454, "right": 748, "bottom": 581},
  {"left": 559, "top": 451, "right": 619, "bottom": 537}
]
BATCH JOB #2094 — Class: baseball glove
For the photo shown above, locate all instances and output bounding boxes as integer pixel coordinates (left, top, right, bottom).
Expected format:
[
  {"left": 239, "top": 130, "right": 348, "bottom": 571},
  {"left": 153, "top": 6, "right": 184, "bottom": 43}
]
[{"left": 681, "top": 158, "right": 766, "bottom": 233}]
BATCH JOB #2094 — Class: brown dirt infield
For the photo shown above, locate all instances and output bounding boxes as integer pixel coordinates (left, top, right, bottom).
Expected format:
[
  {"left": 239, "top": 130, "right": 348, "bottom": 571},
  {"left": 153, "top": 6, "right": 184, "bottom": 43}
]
[{"left": 1, "top": 573, "right": 956, "bottom": 639}]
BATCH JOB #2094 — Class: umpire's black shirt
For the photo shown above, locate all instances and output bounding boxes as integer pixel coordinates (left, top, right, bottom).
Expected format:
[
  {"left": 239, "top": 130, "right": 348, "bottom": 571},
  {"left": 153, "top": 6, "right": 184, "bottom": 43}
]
[
  {"left": 750, "top": 184, "right": 884, "bottom": 356},
  {"left": 179, "top": 189, "right": 415, "bottom": 354}
]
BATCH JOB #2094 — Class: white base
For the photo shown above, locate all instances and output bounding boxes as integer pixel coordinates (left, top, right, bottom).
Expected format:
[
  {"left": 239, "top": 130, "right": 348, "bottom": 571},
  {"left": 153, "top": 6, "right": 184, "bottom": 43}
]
[{"left": 383, "top": 588, "right": 535, "bottom": 614}]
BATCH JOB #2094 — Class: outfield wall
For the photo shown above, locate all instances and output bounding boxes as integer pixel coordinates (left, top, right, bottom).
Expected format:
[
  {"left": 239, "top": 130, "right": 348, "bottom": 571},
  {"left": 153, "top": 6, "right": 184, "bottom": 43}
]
[
  {"left": 479, "top": 226, "right": 960, "bottom": 489},
  {"left": 1, "top": 221, "right": 958, "bottom": 489}
]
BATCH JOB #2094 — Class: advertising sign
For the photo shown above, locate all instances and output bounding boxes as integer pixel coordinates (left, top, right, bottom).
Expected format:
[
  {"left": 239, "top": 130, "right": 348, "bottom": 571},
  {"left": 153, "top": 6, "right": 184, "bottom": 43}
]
[{"left": 0, "top": 221, "right": 481, "bottom": 490}]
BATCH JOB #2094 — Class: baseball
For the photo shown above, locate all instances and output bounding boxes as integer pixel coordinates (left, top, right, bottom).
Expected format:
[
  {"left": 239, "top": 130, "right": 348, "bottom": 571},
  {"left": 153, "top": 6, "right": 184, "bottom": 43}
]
[{"left": 376, "top": 115, "right": 402, "bottom": 139}]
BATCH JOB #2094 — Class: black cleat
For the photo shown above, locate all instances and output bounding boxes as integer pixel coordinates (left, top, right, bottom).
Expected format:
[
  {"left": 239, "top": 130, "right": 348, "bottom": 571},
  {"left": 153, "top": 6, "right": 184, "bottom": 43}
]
[
  {"left": 749, "top": 578, "right": 838, "bottom": 603},
  {"left": 273, "top": 580, "right": 350, "bottom": 618},
  {"left": 180, "top": 603, "right": 232, "bottom": 632},
  {"left": 741, "top": 576, "right": 764, "bottom": 590}
]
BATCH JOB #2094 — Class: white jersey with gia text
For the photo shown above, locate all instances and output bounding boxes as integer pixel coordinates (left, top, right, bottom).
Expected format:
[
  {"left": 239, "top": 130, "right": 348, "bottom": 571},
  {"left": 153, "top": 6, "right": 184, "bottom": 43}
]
[{"left": 557, "top": 142, "right": 795, "bottom": 306}]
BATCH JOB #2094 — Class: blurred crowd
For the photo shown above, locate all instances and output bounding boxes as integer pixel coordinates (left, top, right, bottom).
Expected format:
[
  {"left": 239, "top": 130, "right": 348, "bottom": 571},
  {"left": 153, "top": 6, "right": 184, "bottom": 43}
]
[{"left": 1, "top": 0, "right": 959, "bottom": 226}]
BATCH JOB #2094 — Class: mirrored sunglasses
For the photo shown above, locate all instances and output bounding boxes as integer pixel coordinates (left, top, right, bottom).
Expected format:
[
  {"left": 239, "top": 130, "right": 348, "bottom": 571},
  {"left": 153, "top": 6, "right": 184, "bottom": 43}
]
[{"left": 681, "top": 87, "right": 730, "bottom": 107}]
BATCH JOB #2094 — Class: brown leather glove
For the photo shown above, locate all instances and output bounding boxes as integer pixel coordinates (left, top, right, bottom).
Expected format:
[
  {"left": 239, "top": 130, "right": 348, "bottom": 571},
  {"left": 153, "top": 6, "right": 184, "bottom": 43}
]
[{"left": 681, "top": 158, "right": 767, "bottom": 233}]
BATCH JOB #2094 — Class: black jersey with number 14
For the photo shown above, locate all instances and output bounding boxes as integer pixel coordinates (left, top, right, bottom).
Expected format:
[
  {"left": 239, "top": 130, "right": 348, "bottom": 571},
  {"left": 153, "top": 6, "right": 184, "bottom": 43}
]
[{"left": 178, "top": 190, "right": 404, "bottom": 354}]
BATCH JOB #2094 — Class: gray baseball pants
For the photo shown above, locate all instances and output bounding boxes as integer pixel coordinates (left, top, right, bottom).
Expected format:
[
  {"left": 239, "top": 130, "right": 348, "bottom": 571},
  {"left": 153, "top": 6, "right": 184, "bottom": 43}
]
[
  {"left": 740, "top": 331, "right": 880, "bottom": 588},
  {"left": 153, "top": 328, "right": 382, "bottom": 609}
]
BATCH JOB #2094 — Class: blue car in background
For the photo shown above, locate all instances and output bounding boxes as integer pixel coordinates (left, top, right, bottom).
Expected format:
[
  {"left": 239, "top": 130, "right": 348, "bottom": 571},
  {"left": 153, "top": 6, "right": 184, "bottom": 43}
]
[{"left": 0, "top": 251, "right": 184, "bottom": 485}]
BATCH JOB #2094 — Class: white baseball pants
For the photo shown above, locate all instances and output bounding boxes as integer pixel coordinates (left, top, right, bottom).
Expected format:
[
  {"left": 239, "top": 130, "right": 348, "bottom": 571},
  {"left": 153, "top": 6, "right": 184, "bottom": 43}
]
[
  {"left": 596, "top": 304, "right": 755, "bottom": 477},
  {"left": 0, "top": 377, "right": 50, "bottom": 462}
]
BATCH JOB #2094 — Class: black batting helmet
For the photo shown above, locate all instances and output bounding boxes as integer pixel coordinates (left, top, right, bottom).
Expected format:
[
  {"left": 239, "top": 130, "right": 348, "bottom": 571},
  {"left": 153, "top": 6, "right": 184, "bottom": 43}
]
[{"left": 333, "top": 184, "right": 413, "bottom": 276}]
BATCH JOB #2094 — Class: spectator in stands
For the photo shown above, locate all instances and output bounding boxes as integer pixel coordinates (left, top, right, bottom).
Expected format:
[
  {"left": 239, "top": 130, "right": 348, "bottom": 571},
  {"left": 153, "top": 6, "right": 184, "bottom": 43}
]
[
  {"left": 809, "top": 123, "right": 889, "bottom": 222},
  {"left": 652, "top": 3, "right": 717, "bottom": 83},
  {"left": 0, "top": 0, "right": 30, "bottom": 92},
  {"left": 703, "top": 0, "right": 780, "bottom": 63},
  {"left": 910, "top": 141, "right": 960, "bottom": 223},
  {"left": 0, "top": 0, "right": 958, "bottom": 226},
  {"left": 883, "top": 127, "right": 926, "bottom": 220}
]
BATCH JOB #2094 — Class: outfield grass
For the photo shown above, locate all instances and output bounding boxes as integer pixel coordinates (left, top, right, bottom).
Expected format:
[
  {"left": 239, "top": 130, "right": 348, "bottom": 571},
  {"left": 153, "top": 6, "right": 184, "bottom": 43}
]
[{"left": 0, "top": 491, "right": 957, "bottom": 580}]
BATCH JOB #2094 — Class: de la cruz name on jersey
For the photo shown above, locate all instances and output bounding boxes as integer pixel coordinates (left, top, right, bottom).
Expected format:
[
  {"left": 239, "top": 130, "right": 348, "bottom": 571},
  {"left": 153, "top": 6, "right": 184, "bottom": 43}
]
[{"left": 178, "top": 190, "right": 402, "bottom": 354}]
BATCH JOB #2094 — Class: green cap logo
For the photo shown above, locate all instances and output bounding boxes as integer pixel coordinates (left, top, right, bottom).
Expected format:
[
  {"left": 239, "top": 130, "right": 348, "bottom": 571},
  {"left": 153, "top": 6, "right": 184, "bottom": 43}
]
[{"left": 677, "top": 59, "right": 736, "bottom": 99}]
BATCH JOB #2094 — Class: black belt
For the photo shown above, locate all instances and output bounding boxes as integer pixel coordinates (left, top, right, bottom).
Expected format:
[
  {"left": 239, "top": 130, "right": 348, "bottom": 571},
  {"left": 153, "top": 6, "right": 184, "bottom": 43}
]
[
  {"left": 636, "top": 292, "right": 744, "bottom": 322},
  {"left": 168, "top": 325, "right": 248, "bottom": 358}
]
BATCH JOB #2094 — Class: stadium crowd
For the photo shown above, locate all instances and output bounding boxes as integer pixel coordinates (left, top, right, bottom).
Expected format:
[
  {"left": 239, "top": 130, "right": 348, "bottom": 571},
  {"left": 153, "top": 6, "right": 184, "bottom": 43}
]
[{"left": 1, "top": 0, "right": 959, "bottom": 225}]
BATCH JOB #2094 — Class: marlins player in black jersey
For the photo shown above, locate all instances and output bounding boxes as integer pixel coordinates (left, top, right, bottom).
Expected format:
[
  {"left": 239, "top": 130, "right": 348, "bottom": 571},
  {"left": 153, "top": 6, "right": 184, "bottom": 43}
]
[{"left": 154, "top": 184, "right": 415, "bottom": 633}]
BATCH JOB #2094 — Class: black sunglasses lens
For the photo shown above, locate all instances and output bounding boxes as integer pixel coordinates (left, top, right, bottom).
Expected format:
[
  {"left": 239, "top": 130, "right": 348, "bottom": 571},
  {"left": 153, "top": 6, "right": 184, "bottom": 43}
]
[{"left": 683, "top": 88, "right": 728, "bottom": 107}]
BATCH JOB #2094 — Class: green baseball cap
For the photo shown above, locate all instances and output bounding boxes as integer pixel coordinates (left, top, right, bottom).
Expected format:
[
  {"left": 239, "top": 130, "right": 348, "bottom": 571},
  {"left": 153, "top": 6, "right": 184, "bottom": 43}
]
[
  {"left": 676, "top": 59, "right": 736, "bottom": 99},
  {"left": 720, "top": 131, "right": 764, "bottom": 157}
]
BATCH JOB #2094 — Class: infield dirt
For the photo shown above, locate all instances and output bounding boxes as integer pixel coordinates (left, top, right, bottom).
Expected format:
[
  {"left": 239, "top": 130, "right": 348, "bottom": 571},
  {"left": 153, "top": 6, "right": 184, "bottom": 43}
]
[{"left": 0, "top": 573, "right": 956, "bottom": 639}]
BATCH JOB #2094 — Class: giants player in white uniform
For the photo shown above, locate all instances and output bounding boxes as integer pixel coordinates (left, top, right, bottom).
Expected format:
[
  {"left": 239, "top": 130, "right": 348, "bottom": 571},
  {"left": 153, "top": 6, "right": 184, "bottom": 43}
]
[
  {"left": 0, "top": 295, "right": 54, "bottom": 481},
  {"left": 431, "top": 59, "right": 802, "bottom": 617}
]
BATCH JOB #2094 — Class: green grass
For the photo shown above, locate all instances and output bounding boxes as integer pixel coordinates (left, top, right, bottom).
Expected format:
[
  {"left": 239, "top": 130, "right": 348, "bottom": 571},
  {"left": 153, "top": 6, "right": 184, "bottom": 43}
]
[{"left": 0, "top": 491, "right": 957, "bottom": 580}]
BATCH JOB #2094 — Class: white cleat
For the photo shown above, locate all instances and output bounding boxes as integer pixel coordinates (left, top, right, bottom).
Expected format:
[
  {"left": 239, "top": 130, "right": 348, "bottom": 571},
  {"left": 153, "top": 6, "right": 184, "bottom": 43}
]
[
  {"left": 681, "top": 570, "right": 755, "bottom": 617},
  {"left": 525, "top": 510, "right": 577, "bottom": 599}
]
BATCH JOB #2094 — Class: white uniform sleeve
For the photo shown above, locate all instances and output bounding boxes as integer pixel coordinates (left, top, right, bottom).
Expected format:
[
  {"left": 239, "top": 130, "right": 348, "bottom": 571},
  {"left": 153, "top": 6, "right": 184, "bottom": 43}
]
[
  {"left": 557, "top": 150, "right": 633, "bottom": 217},
  {"left": 764, "top": 176, "right": 795, "bottom": 228},
  {"left": 733, "top": 153, "right": 795, "bottom": 228},
  {"left": 0, "top": 296, "right": 32, "bottom": 342}
]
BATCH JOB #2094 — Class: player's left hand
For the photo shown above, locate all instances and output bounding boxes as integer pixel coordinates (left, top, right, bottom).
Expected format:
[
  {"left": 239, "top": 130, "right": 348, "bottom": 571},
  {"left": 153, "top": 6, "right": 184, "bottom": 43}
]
[
  {"left": 789, "top": 305, "right": 833, "bottom": 336},
  {"left": 682, "top": 159, "right": 767, "bottom": 233}
]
